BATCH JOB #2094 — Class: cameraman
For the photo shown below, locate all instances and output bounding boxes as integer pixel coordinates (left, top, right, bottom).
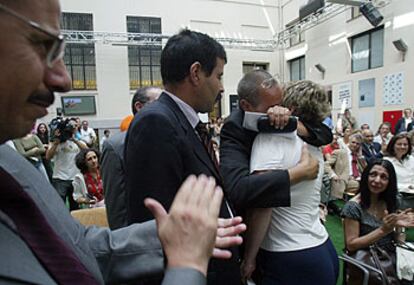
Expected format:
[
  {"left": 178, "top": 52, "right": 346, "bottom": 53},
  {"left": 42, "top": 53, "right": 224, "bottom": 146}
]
[{"left": 46, "top": 118, "right": 87, "bottom": 210}]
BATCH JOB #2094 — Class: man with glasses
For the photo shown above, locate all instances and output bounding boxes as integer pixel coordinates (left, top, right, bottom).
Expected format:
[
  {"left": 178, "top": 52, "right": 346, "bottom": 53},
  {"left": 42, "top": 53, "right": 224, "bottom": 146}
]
[
  {"left": 0, "top": 1, "right": 244, "bottom": 284},
  {"left": 220, "top": 70, "right": 333, "bottom": 214}
]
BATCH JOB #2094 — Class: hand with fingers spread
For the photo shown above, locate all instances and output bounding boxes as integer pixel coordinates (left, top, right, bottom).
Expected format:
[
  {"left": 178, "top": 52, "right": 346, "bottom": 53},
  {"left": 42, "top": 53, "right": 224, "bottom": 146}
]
[
  {"left": 267, "top": 105, "right": 291, "bottom": 129},
  {"left": 144, "top": 175, "right": 224, "bottom": 276},
  {"left": 396, "top": 208, "right": 414, "bottom": 228},
  {"left": 381, "top": 210, "right": 399, "bottom": 233}
]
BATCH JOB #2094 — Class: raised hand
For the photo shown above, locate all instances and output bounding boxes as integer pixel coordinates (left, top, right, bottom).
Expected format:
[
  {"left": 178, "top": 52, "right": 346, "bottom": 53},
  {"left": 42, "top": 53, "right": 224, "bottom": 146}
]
[{"left": 144, "top": 175, "right": 223, "bottom": 276}]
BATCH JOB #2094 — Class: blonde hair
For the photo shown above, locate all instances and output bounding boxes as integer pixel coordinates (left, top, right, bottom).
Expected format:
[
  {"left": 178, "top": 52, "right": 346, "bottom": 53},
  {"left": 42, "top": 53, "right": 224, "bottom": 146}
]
[{"left": 282, "top": 80, "right": 331, "bottom": 123}]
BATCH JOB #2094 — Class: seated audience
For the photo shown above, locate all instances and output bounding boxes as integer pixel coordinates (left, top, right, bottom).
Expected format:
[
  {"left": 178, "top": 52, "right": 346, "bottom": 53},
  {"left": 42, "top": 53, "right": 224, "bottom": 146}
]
[
  {"left": 241, "top": 80, "right": 338, "bottom": 285},
  {"left": 395, "top": 108, "right": 413, "bottom": 134},
  {"left": 325, "top": 133, "right": 367, "bottom": 200},
  {"left": 13, "top": 132, "right": 48, "bottom": 180},
  {"left": 341, "top": 159, "right": 414, "bottom": 285},
  {"left": 323, "top": 133, "right": 340, "bottom": 161},
  {"left": 73, "top": 148, "right": 105, "bottom": 207},
  {"left": 361, "top": 129, "right": 383, "bottom": 163},
  {"left": 374, "top": 122, "right": 393, "bottom": 151},
  {"left": 342, "top": 108, "right": 357, "bottom": 131},
  {"left": 360, "top": 123, "right": 370, "bottom": 131},
  {"left": 338, "top": 126, "right": 352, "bottom": 150}
]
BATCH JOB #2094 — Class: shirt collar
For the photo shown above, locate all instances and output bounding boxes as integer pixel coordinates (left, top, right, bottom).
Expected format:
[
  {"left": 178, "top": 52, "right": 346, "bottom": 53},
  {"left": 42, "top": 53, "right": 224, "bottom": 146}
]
[{"left": 163, "top": 90, "right": 200, "bottom": 129}]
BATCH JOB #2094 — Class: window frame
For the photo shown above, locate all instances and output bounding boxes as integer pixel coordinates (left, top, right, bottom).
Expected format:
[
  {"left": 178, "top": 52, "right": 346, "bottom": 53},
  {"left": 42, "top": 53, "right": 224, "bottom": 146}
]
[
  {"left": 350, "top": 25, "right": 384, "bottom": 73},
  {"left": 289, "top": 56, "right": 305, "bottom": 81}
]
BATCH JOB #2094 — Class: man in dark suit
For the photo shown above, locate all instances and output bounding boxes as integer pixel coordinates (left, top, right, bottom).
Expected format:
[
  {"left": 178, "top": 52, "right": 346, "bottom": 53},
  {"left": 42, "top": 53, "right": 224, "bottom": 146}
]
[
  {"left": 125, "top": 29, "right": 242, "bottom": 285},
  {"left": 102, "top": 87, "right": 161, "bottom": 230},
  {"left": 220, "top": 70, "right": 333, "bottom": 214},
  {"left": 0, "top": 2, "right": 244, "bottom": 284},
  {"left": 361, "top": 129, "right": 382, "bottom": 163}
]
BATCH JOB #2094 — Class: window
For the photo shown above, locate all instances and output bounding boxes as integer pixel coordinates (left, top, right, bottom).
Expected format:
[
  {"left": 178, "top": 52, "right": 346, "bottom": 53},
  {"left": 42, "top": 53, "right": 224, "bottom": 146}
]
[
  {"left": 351, "top": 26, "right": 384, "bottom": 73},
  {"left": 242, "top": 62, "right": 268, "bottom": 74},
  {"left": 289, "top": 56, "right": 305, "bottom": 81},
  {"left": 61, "top": 13, "right": 97, "bottom": 90},
  {"left": 127, "top": 16, "right": 162, "bottom": 89}
]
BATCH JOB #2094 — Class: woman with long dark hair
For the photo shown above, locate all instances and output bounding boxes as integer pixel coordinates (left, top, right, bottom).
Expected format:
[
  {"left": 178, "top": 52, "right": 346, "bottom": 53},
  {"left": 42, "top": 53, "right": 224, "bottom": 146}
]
[
  {"left": 72, "top": 148, "right": 104, "bottom": 207},
  {"left": 36, "top": 123, "right": 53, "bottom": 180},
  {"left": 342, "top": 159, "right": 414, "bottom": 284}
]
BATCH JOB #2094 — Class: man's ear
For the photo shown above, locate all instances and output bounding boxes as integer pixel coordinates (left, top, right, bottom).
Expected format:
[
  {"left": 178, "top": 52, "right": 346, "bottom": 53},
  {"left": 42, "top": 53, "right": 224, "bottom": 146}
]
[
  {"left": 239, "top": 99, "right": 253, "bottom": 112},
  {"left": 189, "top": 62, "right": 202, "bottom": 85}
]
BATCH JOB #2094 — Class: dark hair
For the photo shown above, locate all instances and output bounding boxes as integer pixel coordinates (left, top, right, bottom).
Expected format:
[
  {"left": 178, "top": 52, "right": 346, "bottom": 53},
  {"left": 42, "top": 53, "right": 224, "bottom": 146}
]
[
  {"left": 36, "top": 123, "right": 49, "bottom": 135},
  {"left": 131, "top": 87, "right": 153, "bottom": 115},
  {"left": 376, "top": 122, "right": 391, "bottom": 135},
  {"left": 386, "top": 132, "right": 412, "bottom": 160},
  {"left": 104, "top": 129, "right": 110, "bottom": 135},
  {"left": 160, "top": 29, "right": 227, "bottom": 85},
  {"left": 359, "top": 159, "right": 397, "bottom": 213},
  {"left": 75, "top": 148, "right": 100, "bottom": 174},
  {"left": 237, "top": 70, "right": 275, "bottom": 107}
]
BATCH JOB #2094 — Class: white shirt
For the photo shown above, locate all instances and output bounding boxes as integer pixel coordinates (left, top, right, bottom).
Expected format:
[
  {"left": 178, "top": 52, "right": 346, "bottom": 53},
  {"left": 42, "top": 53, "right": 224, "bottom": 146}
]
[
  {"left": 384, "top": 156, "right": 414, "bottom": 193},
  {"left": 80, "top": 127, "right": 96, "bottom": 145},
  {"left": 250, "top": 132, "right": 328, "bottom": 252},
  {"left": 52, "top": 140, "right": 81, "bottom": 180},
  {"left": 374, "top": 134, "right": 392, "bottom": 145}
]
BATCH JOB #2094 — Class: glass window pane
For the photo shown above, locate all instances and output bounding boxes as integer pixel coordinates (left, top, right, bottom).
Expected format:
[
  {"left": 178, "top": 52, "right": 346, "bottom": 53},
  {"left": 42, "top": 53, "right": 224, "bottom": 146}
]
[
  {"left": 84, "top": 66, "right": 97, "bottom": 90},
  {"left": 70, "top": 45, "right": 84, "bottom": 65},
  {"left": 83, "top": 45, "right": 95, "bottom": 65},
  {"left": 371, "top": 29, "right": 384, "bottom": 68},
  {"left": 140, "top": 48, "right": 151, "bottom": 65},
  {"left": 72, "top": 66, "right": 85, "bottom": 89},
  {"left": 300, "top": 57, "right": 305, "bottom": 80},
  {"left": 127, "top": 16, "right": 139, "bottom": 33},
  {"left": 141, "top": 66, "right": 151, "bottom": 86},
  {"left": 129, "top": 66, "right": 141, "bottom": 89},
  {"left": 150, "top": 19, "right": 161, "bottom": 33},
  {"left": 290, "top": 59, "right": 300, "bottom": 81},
  {"left": 151, "top": 48, "right": 161, "bottom": 66},
  {"left": 352, "top": 34, "right": 369, "bottom": 72},
  {"left": 138, "top": 19, "right": 150, "bottom": 33},
  {"left": 128, "top": 46, "right": 140, "bottom": 65},
  {"left": 151, "top": 65, "right": 162, "bottom": 87}
]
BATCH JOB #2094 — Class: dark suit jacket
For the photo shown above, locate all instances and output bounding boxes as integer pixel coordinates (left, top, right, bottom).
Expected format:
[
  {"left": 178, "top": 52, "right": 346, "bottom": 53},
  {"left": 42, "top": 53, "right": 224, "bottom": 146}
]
[
  {"left": 125, "top": 93, "right": 240, "bottom": 285},
  {"left": 101, "top": 132, "right": 128, "bottom": 230},
  {"left": 361, "top": 142, "right": 383, "bottom": 163},
  {"left": 220, "top": 109, "right": 333, "bottom": 214}
]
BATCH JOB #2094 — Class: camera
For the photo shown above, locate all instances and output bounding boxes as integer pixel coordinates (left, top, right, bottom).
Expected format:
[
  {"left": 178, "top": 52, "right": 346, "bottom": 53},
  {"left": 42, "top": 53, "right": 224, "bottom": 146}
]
[{"left": 49, "top": 117, "right": 77, "bottom": 143}]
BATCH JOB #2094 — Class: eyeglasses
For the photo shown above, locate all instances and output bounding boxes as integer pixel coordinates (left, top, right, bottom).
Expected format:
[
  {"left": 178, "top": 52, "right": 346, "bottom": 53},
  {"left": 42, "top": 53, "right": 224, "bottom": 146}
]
[
  {"left": 0, "top": 4, "right": 65, "bottom": 68},
  {"left": 261, "top": 74, "right": 280, "bottom": 89}
]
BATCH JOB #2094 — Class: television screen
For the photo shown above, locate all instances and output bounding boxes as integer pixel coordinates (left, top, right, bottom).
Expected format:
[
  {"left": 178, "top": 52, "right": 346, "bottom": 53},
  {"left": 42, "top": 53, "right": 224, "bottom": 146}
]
[{"left": 61, "top": 96, "right": 96, "bottom": 116}]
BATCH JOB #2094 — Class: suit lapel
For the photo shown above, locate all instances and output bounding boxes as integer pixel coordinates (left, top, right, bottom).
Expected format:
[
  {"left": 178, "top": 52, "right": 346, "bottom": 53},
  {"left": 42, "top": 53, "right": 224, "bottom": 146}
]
[{"left": 159, "top": 93, "right": 221, "bottom": 180}]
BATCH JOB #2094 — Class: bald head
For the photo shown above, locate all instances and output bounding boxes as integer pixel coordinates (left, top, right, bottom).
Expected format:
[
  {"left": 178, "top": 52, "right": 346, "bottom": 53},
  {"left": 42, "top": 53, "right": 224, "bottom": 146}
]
[
  {"left": 362, "top": 129, "right": 374, "bottom": 144},
  {"left": 237, "top": 70, "right": 278, "bottom": 108}
]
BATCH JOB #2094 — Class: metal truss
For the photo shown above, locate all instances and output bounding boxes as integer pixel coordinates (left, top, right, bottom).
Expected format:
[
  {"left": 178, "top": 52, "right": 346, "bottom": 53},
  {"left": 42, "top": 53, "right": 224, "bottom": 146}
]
[{"left": 61, "top": 0, "right": 390, "bottom": 51}]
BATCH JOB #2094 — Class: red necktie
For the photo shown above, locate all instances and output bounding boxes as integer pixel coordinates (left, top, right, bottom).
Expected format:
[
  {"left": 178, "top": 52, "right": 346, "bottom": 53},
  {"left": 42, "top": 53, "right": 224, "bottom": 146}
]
[
  {"left": 0, "top": 167, "right": 100, "bottom": 285},
  {"left": 351, "top": 154, "right": 360, "bottom": 178}
]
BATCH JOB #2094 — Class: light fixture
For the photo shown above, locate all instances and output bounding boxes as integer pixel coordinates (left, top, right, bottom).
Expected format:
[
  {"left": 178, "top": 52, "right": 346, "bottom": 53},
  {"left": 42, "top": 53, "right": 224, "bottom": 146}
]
[
  {"left": 359, "top": 2, "right": 384, "bottom": 27},
  {"left": 392, "top": 39, "right": 408, "bottom": 61},
  {"left": 315, "top": 63, "right": 326, "bottom": 79}
]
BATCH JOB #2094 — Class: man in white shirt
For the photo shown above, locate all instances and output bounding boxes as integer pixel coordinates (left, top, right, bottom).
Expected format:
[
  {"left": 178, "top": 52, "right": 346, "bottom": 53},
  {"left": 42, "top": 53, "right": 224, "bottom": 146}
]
[{"left": 80, "top": 120, "right": 96, "bottom": 147}]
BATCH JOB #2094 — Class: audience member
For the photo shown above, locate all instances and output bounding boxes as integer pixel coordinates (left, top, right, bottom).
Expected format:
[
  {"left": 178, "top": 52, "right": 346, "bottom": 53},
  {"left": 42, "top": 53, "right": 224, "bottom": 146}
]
[
  {"left": 220, "top": 69, "right": 332, "bottom": 215},
  {"left": 125, "top": 29, "right": 243, "bottom": 285},
  {"left": 323, "top": 133, "right": 340, "bottom": 161},
  {"left": 337, "top": 126, "right": 352, "bottom": 149},
  {"left": 36, "top": 122, "right": 53, "bottom": 180},
  {"left": 325, "top": 133, "right": 367, "bottom": 200},
  {"left": 46, "top": 119, "right": 88, "bottom": 210},
  {"left": 73, "top": 148, "right": 105, "bottom": 207},
  {"left": 241, "top": 80, "right": 338, "bottom": 285},
  {"left": 341, "top": 159, "right": 414, "bottom": 284},
  {"left": 384, "top": 132, "right": 414, "bottom": 209},
  {"left": 101, "top": 86, "right": 161, "bottom": 230},
  {"left": 374, "top": 122, "right": 393, "bottom": 151},
  {"left": 395, "top": 108, "right": 413, "bottom": 134},
  {"left": 13, "top": 132, "right": 48, "bottom": 180},
  {"left": 360, "top": 123, "right": 370, "bottom": 131},
  {"left": 361, "top": 129, "right": 383, "bottom": 163},
  {"left": 0, "top": 2, "right": 244, "bottom": 284},
  {"left": 99, "top": 129, "right": 110, "bottom": 150},
  {"left": 342, "top": 108, "right": 357, "bottom": 131},
  {"left": 80, "top": 120, "right": 97, "bottom": 147}
]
